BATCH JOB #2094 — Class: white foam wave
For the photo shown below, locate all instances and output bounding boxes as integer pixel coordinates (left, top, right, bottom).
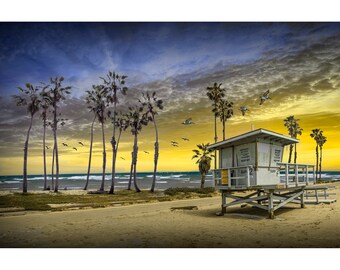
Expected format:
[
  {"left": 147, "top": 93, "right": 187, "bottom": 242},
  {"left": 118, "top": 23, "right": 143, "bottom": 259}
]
[{"left": 0, "top": 180, "right": 22, "bottom": 184}]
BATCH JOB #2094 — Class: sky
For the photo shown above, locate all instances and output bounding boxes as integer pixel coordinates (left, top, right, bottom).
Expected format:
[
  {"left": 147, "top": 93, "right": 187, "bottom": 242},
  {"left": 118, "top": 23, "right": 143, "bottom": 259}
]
[{"left": 0, "top": 22, "right": 340, "bottom": 175}]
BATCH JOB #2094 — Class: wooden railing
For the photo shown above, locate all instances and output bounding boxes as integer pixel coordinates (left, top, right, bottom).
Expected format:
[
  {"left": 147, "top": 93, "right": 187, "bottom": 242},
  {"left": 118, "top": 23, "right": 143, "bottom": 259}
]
[
  {"left": 277, "top": 163, "right": 315, "bottom": 186},
  {"left": 212, "top": 165, "right": 253, "bottom": 188}
]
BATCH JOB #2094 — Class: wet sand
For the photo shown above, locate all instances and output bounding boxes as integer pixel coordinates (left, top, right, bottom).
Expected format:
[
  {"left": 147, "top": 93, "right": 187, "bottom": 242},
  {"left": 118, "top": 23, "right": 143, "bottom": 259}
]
[{"left": 0, "top": 183, "right": 339, "bottom": 248}]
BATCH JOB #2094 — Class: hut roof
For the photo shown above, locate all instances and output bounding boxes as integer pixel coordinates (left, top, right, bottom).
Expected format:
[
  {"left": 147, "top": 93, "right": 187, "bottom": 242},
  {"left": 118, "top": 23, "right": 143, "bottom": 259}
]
[{"left": 207, "top": 128, "right": 299, "bottom": 150}]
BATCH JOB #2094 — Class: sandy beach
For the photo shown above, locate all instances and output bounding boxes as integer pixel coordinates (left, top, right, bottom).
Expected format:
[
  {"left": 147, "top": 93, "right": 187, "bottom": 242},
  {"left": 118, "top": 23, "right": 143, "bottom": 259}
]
[{"left": 0, "top": 183, "right": 339, "bottom": 248}]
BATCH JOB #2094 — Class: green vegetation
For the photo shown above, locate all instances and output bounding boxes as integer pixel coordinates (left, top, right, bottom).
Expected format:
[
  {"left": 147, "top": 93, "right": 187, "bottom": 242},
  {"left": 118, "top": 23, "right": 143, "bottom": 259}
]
[{"left": 0, "top": 188, "right": 218, "bottom": 212}]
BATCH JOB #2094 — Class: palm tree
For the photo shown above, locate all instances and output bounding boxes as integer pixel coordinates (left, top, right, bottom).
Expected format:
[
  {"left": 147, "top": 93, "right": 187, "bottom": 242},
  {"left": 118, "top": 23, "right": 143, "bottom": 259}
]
[
  {"left": 214, "top": 99, "right": 233, "bottom": 140},
  {"left": 310, "top": 129, "right": 322, "bottom": 180},
  {"left": 192, "top": 143, "right": 214, "bottom": 188},
  {"left": 108, "top": 111, "right": 130, "bottom": 194},
  {"left": 49, "top": 76, "right": 71, "bottom": 193},
  {"left": 206, "top": 83, "right": 225, "bottom": 168},
  {"left": 284, "top": 116, "right": 303, "bottom": 163},
  {"left": 139, "top": 92, "right": 164, "bottom": 192},
  {"left": 128, "top": 105, "right": 149, "bottom": 192},
  {"left": 318, "top": 132, "right": 327, "bottom": 181},
  {"left": 83, "top": 89, "right": 99, "bottom": 190},
  {"left": 39, "top": 84, "right": 51, "bottom": 190},
  {"left": 100, "top": 71, "right": 128, "bottom": 194},
  {"left": 128, "top": 151, "right": 134, "bottom": 190},
  {"left": 13, "top": 83, "right": 41, "bottom": 193}
]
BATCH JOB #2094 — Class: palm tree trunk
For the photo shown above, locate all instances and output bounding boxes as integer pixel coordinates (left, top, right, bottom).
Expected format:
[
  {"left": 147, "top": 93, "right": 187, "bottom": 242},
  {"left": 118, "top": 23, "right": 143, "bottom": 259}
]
[
  {"left": 214, "top": 101, "right": 217, "bottom": 170},
  {"left": 53, "top": 128, "right": 59, "bottom": 193},
  {"left": 294, "top": 143, "right": 297, "bottom": 164},
  {"left": 109, "top": 129, "right": 122, "bottom": 194},
  {"left": 150, "top": 115, "right": 159, "bottom": 192},
  {"left": 319, "top": 146, "right": 323, "bottom": 181},
  {"left": 23, "top": 116, "right": 34, "bottom": 193},
  {"left": 201, "top": 173, "right": 206, "bottom": 189},
  {"left": 133, "top": 133, "right": 141, "bottom": 192},
  {"left": 315, "top": 145, "right": 319, "bottom": 181},
  {"left": 288, "top": 144, "right": 293, "bottom": 163},
  {"left": 84, "top": 115, "right": 96, "bottom": 190},
  {"left": 43, "top": 118, "right": 47, "bottom": 190},
  {"left": 110, "top": 100, "right": 117, "bottom": 193},
  {"left": 51, "top": 146, "right": 55, "bottom": 190},
  {"left": 99, "top": 121, "right": 106, "bottom": 192},
  {"left": 128, "top": 151, "right": 133, "bottom": 190},
  {"left": 222, "top": 118, "right": 225, "bottom": 141}
]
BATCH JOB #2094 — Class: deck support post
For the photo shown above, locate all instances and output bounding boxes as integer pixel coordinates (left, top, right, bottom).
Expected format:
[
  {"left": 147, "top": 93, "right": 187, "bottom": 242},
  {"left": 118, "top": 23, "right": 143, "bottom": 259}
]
[
  {"left": 268, "top": 190, "right": 274, "bottom": 219},
  {"left": 300, "top": 188, "right": 305, "bottom": 208}
]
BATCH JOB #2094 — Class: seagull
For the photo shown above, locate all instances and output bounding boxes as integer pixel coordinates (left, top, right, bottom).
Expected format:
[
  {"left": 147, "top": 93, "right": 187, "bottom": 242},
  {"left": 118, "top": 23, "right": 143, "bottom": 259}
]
[
  {"left": 45, "top": 146, "right": 50, "bottom": 149},
  {"left": 62, "top": 143, "right": 68, "bottom": 147},
  {"left": 144, "top": 151, "right": 150, "bottom": 154},
  {"left": 239, "top": 106, "right": 249, "bottom": 116},
  {"left": 73, "top": 147, "right": 77, "bottom": 151},
  {"left": 120, "top": 157, "right": 125, "bottom": 160},
  {"left": 78, "top": 142, "right": 84, "bottom": 146},
  {"left": 182, "top": 118, "right": 194, "bottom": 125},
  {"left": 171, "top": 141, "right": 178, "bottom": 145},
  {"left": 171, "top": 144, "right": 179, "bottom": 147},
  {"left": 259, "top": 89, "right": 271, "bottom": 105},
  {"left": 181, "top": 138, "right": 189, "bottom": 141}
]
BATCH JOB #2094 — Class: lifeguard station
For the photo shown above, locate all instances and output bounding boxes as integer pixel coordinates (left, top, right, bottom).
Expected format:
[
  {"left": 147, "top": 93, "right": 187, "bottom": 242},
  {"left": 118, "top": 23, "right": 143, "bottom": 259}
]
[{"left": 207, "top": 128, "right": 316, "bottom": 218}]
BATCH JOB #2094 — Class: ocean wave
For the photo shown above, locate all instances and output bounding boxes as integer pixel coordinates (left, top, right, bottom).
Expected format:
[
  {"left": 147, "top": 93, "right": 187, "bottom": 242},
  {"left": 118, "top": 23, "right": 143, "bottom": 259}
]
[
  {"left": 171, "top": 174, "right": 184, "bottom": 178},
  {"left": 117, "top": 181, "right": 129, "bottom": 184},
  {"left": 0, "top": 180, "right": 22, "bottom": 184},
  {"left": 156, "top": 181, "right": 168, "bottom": 184}
]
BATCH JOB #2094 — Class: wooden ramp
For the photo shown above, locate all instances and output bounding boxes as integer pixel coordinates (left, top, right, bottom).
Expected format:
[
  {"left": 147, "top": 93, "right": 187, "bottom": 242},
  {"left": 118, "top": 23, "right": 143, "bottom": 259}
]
[{"left": 304, "top": 185, "right": 336, "bottom": 204}]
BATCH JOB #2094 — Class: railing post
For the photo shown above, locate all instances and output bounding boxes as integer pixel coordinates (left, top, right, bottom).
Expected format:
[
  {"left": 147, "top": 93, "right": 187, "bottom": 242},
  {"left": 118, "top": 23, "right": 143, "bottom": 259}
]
[
  {"left": 212, "top": 169, "right": 216, "bottom": 187},
  {"left": 228, "top": 169, "right": 231, "bottom": 188},
  {"left": 295, "top": 164, "right": 298, "bottom": 186},
  {"left": 313, "top": 166, "right": 316, "bottom": 184},
  {"left": 246, "top": 166, "right": 250, "bottom": 187},
  {"left": 305, "top": 165, "right": 309, "bottom": 185},
  {"left": 285, "top": 164, "right": 289, "bottom": 186}
]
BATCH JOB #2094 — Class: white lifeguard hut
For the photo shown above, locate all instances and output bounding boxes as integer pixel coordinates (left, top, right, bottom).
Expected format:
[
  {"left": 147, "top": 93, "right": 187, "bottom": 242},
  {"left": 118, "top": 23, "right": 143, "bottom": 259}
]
[{"left": 207, "top": 128, "right": 316, "bottom": 218}]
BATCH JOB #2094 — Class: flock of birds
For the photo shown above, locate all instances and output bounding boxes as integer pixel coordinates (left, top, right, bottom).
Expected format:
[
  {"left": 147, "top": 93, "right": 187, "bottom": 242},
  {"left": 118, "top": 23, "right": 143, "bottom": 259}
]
[{"left": 45, "top": 141, "right": 84, "bottom": 151}]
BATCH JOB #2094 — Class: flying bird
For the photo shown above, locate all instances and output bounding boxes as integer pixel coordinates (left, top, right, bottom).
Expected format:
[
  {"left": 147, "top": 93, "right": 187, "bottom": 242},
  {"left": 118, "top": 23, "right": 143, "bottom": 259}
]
[
  {"left": 73, "top": 147, "right": 77, "bottom": 151},
  {"left": 171, "top": 144, "right": 179, "bottom": 147},
  {"left": 182, "top": 118, "right": 194, "bottom": 125},
  {"left": 171, "top": 141, "right": 178, "bottom": 145},
  {"left": 239, "top": 106, "right": 249, "bottom": 116},
  {"left": 144, "top": 151, "right": 150, "bottom": 154},
  {"left": 259, "top": 89, "right": 271, "bottom": 105},
  {"left": 181, "top": 138, "right": 189, "bottom": 141},
  {"left": 45, "top": 146, "right": 50, "bottom": 149},
  {"left": 120, "top": 157, "right": 125, "bottom": 160},
  {"left": 62, "top": 143, "right": 68, "bottom": 147},
  {"left": 78, "top": 142, "right": 84, "bottom": 146}
]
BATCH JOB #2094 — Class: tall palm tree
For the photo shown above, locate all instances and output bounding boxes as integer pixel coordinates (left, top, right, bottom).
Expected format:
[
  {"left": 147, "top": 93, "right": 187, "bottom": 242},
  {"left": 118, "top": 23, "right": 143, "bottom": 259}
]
[
  {"left": 109, "top": 111, "right": 130, "bottom": 194},
  {"left": 83, "top": 88, "right": 100, "bottom": 190},
  {"left": 39, "top": 84, "right": 51, "bottom": 190},
  {"left": 49, "top": 76, "right": 71, "bottom": 193},
  {"left": 206, "top": 83, "right": 225, "bottom": 168},
  {"left": 139, "top": 92, "right": 164, "bottom": 192},
  {"left": 128, "top": 105, "right": 149, "bottom": 192},
  {"left": 100, "top": 71, "right": 128, "bottom": 194},
  {"left": 13, "top": 83, "right": 41, "bottom": 193},
  {"left": 318, "top": 132, "right": 327, "bottom": 181},
  {"left": 310, "top": 129, "right": 322, "bottom": 180},
  {"left": 293, "top": 121, "right": 303, "bottom": 164},
  {"left": 192, "top": 143, "right": 214, "bottom": 188},
  {"left": 214, "top": 99, "right": 233, "bottom": 140}
]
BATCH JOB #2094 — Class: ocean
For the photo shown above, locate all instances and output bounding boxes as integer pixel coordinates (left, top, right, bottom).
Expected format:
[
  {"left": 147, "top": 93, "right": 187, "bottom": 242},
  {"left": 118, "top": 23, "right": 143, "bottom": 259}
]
[
  {"left": 0, "top": 171, "right": 214, "bottom": 191},
  {"left": 1, "top": 171, "right": 339, "bottom": 192}
]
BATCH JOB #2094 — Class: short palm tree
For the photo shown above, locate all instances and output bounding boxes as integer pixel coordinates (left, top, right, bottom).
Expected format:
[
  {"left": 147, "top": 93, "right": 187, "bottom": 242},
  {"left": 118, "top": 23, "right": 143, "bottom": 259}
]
[
  {"left": 284, "top": 115, "right": 303, "bottom": 163},
  {"left": 13, "top": 83, "right": 41, "bottom": 193},
  {"left": 310, "top": 129, "right": 322, "bottom": 180},
  {"left": 139, "top": 92, "right": 164, "bottom": 192},
  {"left": 100, "top": 71, "right": 128, "bottom": 194},
  {"left": 318, "top": 133, "right": 327, "bottom": 181},
  {"left": 128, "top": 105, "right": 149, "bottom": 192},
  {"left": 214, "top": 99, "right": 233, "bottom": 140},
  {"left": 49, "top": 76, "right": 71, "bottom": 192},
  {"left": 192, "top": 143, "right": 214, "bottom": 188},
  {"left": 108, "top": 111, "right": 130, "bottom": 194},
  {"left": 207, "top": 83, "right": 225, "bottom": 169}
]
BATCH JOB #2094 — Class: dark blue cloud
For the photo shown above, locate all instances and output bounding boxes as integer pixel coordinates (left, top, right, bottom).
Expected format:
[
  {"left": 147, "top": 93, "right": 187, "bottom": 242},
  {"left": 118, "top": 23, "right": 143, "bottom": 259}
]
[{"left": 0, "top": 22, "right": 339, "bottom": 96}]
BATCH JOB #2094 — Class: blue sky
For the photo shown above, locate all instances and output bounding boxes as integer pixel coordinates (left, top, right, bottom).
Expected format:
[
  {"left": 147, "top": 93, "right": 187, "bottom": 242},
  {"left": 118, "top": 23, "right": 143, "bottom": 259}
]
[{"left": 1, "top": 22, "right": 338, "bottom": 97}]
